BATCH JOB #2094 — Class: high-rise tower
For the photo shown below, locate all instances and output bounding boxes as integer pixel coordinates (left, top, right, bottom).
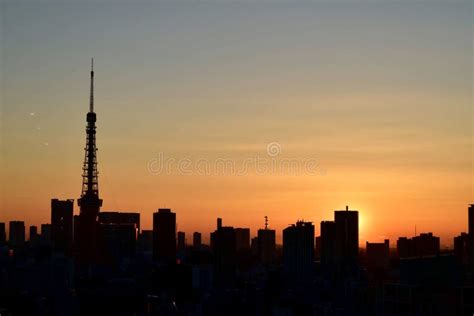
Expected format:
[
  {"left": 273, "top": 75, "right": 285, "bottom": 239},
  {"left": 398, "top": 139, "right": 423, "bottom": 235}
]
[
  {"left": 51, "top": 199, "right": 74, "bottom": 254},
  {"left": 153, "top": 209, "right": 176, "bottom": 263},
  {"left": 75, "top": 59, "right": 103, "bottom": 264},
  {"left": 334, "top": 206, "right": 359, "bottom": 268},
  {"left": 79, "top": 58, "right": 102, "bottom": 210},
  {"left": 283, "top": 221, "right": 314, "bottom": 286}
]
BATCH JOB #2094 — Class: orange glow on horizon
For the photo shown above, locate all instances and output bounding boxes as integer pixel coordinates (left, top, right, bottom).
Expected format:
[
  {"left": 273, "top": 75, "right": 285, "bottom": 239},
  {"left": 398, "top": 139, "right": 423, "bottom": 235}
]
[{"left": 1, "top": 2, "right": 471, "bottom": 249}]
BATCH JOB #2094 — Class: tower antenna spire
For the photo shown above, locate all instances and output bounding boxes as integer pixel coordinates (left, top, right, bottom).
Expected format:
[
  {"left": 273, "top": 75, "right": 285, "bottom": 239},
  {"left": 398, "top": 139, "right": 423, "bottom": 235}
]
[
  {"left": 80, "top": 58, "right": 101, "bottom": 200},
  {"left": 90, "top": 58, "right": 94, "bottom": 113},
  {"left": 77, "top": 58, "right": 102, "bottom": 265}
]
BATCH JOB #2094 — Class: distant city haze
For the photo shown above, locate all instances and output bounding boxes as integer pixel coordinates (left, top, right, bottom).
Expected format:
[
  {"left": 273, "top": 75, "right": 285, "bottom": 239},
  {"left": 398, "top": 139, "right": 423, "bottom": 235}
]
[{"left": 1, "top": 1, "right": 472, "bottom": 245}]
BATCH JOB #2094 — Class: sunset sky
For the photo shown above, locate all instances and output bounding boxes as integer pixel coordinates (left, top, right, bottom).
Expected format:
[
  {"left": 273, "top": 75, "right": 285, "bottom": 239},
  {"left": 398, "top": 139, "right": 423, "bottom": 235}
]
[{"left": 1, "top": 1, "right": 472, "bottom": 246}]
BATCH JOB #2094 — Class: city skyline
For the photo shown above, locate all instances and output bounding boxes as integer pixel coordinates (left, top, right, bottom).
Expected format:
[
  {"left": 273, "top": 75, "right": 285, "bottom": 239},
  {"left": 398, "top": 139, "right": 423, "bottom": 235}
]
[
  {"left": 1, "top": 2, "right": 472, "bottom": 246},
  {"left": 1, "top": 2, "right": 473, "bottom": 315}
]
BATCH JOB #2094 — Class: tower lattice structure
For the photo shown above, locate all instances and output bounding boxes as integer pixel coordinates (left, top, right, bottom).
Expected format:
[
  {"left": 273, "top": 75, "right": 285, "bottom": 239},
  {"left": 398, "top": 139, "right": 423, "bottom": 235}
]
[
  {"left": 75, "top": 59, "right": 103, "bottom": 265},
  {"left": 78, "top": 58, "right": 102, "bottom": 210}
]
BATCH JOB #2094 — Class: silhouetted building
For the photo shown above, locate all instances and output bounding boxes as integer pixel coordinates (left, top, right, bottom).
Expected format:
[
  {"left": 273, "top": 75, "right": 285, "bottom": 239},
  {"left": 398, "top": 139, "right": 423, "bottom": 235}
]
[
  {"left": 51, "top": 199, "right": 74, "bottom": 254},
  {"left": 211, "top": 223, "right": 236, "bottom": 288},
  {"left": 137, "top": 229, "right": 153, "bottom": 252},
  {"left": 98, "top": 211, "right": 140, "bottom": 261},
  {"left": 73, "top": 215, "right": 79, "bottom": 241},
  {"left": 29, "top": 225, "right": 38, "bottom": 241},
  {"left": 454, "top": 204, "right": 474, "bottom": 272},
  {"left": 98, "top": 211, "right": 140, "bottom": 235},
  {"left": 469, "top": 204, "right": 474, "bottom": 236},
  {"left": 315, "top": 236, "right": 321, "bottom": 259},
  {"left": 454, "top": 233, "right": 471, "bottom": 264},
  {"left": 193, "top": 232, "right": 202, "bottom": 247},
  {"left": 320, "top": 220, "right": 336, "bottom": 267},
  {"left": 257, "top": 228, "right": 276, "bottom": 265},
  {"left": 397, "top": 237, "right": 410, "bottom": 258},
  {"left": 453, "top": 205, "right": 474, "bottom": 268},
  {"left": 400, "top": 255, "right": 461, "bottom": 286},
  {"left": 0, "top": 222, "right": 6, "bottom": 244},
  {"left": 101, "top": 223, "right": 136, "bottom": 261},
  {"left": 459, "top": 204, "right": 474, "bottom": 273},
  {"left": 41, "top": 224, "right": 52, "bottom": 246},
  {"left": 366, "top": 239, "right": 390, "bottom": 270},
  {"left": 177, "top": 231, "right": 186, "bottom": 250},
  {"left": 235, "top": 228, "right": 250, "bottom": 250},
  {"left": 9, "top": 221, "right": 25, "bottom": 247},
  {"left": 251, "top": 236, "right": 258, "bottom": 255},
  {"left": 383, "top": 255, "right": 463, "bottom": 316},
  {"left": 283, "top": 221, "right": 314, "bottom": 285},
  {"left": 415, "top": 233, "right": 440, "bottom": 256},
  {"left": 335, "top": 206, "right": 359, "bottom": 267},
  {"left": 397, "top": 233, "right": 440, "bottom": 258},
  {"left": 153, "top": 208, "right": 176, "bottom": 263},
  {"left": 191, "top": 251, "right": 213, "bottom": 292},
  {"left": 75, "top": 60, "right": 104, "bottom": 265}
]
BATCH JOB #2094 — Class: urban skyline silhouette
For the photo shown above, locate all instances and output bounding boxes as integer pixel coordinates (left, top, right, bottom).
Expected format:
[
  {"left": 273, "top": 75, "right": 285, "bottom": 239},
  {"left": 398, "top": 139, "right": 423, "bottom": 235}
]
[
  {"left": 2, "top": 60, "right": 470, "bottom": 247},
  {"left": 2, "top": 3, "right": 471, "bottom": 248},
  {"left": 1, "top": 2, "right": 472, "bottom": 315},
  {"left": 1, "top": 59, "right": 473, "bottom": 316}
]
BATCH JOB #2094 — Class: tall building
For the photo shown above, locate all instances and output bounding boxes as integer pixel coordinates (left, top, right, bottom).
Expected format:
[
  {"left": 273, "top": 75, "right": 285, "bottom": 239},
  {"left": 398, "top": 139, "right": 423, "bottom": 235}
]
[
  {"left": 75, "top": 59, "right": 104, "bottom": 264},
  {"left": 29, "top": 225, "right": 38, "bottom": 241},
  {"left": 454, "top": 205, "right": 474, "bottom": 270},
  {"left": 211, "top": 223, "right": 237, "bottom": 288},
  {"left": 335, "top": 206, "right": 359, "bottom": 267},
  {"left": 257, "top": 228, "right": 276, "bottom": 265},
  {"left": 255, "top": 215, "right": 275, "bottom": 264},
  {"left": 51, "top": 199, "right": 74, "bottom": 254},
  {"left": 469, "top": 204, "right": 474, "bottom": 236},
  {"left": 9, "top": 221, "right": 25, "bottom": 247},
  {"left": 0, "top": 223, "right": 6, "bottom": 244},
  {"left": 193, "top": 232, "right": 202, "bottom": 247},
  {"left": 320, "top": 221, "right": 336, "bottom": 267},
  {"left": 153, "top": 208, "right": 176, "bottom": 263},
  {"left": 366, "top": 239, "right": 390, "bottom": 270},
  {"left": 397, "top": 237, "right": 411, "bottom": 258},
  {"left": 283, "top": 221, "right": 314, "bottom": 285},
  {"left": 177, "top": 231, "right": 186, "bottom": 250},
  {"left": 454, "top": 233, "right": 470, "bottom": 265},
  {"left": 235, "top": 228, "right": 250, "bottom": 251}
]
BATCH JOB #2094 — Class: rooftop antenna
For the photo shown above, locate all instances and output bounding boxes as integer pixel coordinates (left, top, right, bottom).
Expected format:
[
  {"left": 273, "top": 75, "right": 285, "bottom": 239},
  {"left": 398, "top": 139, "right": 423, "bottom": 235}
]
[
  {"left": 264, "top": 216, "right": 268, "bottom": 229},
  {"left": 90, "top": 58, "right": 94, "bottom": 113}
]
